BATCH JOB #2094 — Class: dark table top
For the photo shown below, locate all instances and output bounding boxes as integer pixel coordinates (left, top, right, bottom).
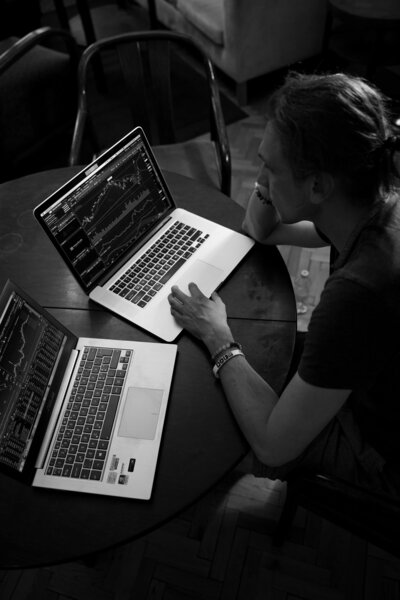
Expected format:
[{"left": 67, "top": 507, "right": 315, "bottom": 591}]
[{"left": 0, "top": 168, "right": 296, "bottom": 568}]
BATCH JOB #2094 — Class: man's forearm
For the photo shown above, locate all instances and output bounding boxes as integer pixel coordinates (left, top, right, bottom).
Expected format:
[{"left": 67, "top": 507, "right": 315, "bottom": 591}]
[
  {"left": 242, "top": 188, "right": 281, "bottom": 243},
  {"left": 217, "top": 354, "right": 279, "bottom": 464}
]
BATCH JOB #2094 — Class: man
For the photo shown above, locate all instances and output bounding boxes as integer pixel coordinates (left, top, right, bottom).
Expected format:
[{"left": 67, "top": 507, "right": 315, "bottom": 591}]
[{"left": 168, "top": 72, "right": 400, "bottom": 496}]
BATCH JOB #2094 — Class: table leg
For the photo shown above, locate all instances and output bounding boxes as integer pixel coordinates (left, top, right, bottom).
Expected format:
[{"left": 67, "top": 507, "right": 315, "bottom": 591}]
[
  {"left": 52, "top": 0, "right": 71, "bottom": 31},
  {"left": 148, "top": 0, "right": 158, "bottom": 29},
  {"left": 75, "top": 0, "right": 106, "bottom": 89},
  {"left": 76, "top": 0, "right": 97, "bottom": 45}
]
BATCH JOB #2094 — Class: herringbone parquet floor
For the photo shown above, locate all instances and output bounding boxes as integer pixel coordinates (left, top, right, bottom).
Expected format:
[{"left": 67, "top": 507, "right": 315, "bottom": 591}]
[{"left": 1, "top": 452, "right": 400, "bottom": 599}]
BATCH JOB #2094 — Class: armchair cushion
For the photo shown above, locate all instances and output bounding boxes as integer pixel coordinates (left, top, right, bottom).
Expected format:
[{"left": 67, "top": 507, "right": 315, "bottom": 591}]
[{"left": 140, "top": 0, "right": 327, "bottom": 103}]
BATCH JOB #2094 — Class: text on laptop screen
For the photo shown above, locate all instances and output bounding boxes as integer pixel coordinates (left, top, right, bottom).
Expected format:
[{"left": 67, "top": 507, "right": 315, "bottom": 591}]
[
  {"left": 0, "top": 291, "right": 66, "bottom": 472},
  {"left": 39, "top": 135, "right": 174, "bottom": 288}
]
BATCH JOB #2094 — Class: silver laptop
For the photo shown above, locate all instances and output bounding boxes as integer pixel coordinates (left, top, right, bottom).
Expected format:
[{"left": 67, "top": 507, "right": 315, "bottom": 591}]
[
  {"left": 33, "top": 127, "right": 254, "bottom": 341},
  {"left": 0, "top": 280, "right": 177, "bottom": 500}
]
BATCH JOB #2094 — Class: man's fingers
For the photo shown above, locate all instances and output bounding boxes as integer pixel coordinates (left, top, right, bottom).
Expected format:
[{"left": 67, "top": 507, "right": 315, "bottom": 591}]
[
  {"left": 168, "top": 292, "right": 182, "bottom": 306},
  {"left": 187, "top": 282, "right": 205, "bottom": 298},
  {"left": 170, "top": 285, "right": 189, "bottom": 302},
  {"left": 171, "top": 283, "right": 207, "bottom": 301},
  {"left": 211, "top": 291, "right": 225, "bottom": 309}
]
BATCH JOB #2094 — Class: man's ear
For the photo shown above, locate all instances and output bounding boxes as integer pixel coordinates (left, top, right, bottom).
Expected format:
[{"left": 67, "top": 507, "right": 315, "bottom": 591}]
[{"left": 310, "top": 172, "right": 334, "bottom": 204}]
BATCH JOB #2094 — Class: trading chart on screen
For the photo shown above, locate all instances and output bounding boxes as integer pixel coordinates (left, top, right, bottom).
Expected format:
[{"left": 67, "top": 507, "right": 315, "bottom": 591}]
[
  {"left": 0, "top": 292, "right": 65, "bottom": 472},
  {"left": 40, "top": 138, "right": 172, "bottom": 288}
]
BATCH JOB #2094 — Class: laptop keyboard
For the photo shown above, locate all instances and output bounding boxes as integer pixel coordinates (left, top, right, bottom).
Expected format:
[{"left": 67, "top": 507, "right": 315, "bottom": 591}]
[
  {"left": 46, "top": 346, "right": 132, "bottom": 481},
  {"left": 110, "top": 220, "right": 209, "bottom": 307}
]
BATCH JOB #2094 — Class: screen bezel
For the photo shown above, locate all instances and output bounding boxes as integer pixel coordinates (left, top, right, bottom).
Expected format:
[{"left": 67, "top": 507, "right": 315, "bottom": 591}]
[
  {"left": 33, "top": 127, "right": 176, "bottom": 294},
  {"left": 0, "top": 280, "right": 77, "bottom": 482}
]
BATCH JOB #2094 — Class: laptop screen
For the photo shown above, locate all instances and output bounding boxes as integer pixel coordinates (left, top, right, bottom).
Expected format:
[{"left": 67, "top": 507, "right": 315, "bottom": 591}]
[
  {"left": 35, "top": 129, "right": 175, "bottom": 291},
  {"left": 0, "top": 281, "right": 74, "bottom": 479}
]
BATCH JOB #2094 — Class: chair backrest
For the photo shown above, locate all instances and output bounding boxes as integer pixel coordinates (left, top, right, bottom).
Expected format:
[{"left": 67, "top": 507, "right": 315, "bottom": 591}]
[
  {"left": 277, "top": 471, "right": 400, "bottom": 557},
  {"left": 69, "top": 30, "right": 230, "bottom": 195},
  {"left": 0, "top": 26, "right": 79, "bottom": 182}
]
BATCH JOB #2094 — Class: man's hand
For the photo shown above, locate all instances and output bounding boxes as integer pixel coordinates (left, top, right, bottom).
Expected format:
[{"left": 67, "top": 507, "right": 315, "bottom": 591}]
[{"left": 168, "top": 283, "right": 233, "bottom": 353}]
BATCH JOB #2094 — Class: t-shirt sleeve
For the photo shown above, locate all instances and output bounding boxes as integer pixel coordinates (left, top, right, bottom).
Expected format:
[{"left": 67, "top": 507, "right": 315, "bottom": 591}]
[{"left": 298, "top": 276, "right": 390, "bottom": 390}]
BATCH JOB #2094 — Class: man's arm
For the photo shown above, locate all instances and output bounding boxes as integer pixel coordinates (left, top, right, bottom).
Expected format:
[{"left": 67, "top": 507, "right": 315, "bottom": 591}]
[
  {"left": 217, "top": 355, "right": 350, "bottom": 466},
  {"left": 168, "top": 283, "right": 350, "bottom": 468},
  {"left": 242, "top": 186, "right": 329, "bottom": 248}
]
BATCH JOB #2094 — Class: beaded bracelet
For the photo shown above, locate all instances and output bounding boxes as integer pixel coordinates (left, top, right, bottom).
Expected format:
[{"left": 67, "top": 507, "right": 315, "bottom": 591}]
[
  {"left": 213, "top": 348, "right": 244, "bottom": 379},
  {"left": 211, "top": 341, "right": 242, "bottom": 362},
  {"left": 254, "top": 181, "right": 273, "bottom": 206}
]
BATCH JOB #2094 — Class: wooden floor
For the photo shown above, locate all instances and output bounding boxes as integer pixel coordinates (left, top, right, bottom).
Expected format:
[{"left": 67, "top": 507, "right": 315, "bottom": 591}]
[{"left": 1, "top": 453, "right": 400, "bottom": 599}]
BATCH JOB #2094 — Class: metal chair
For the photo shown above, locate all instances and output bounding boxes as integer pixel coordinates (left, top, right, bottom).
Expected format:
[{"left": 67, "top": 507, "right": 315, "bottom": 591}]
[
  {"left": 69, "top": 30, "right": 231, "bottom": 196},
  {"left": 274, "top": 470, "right": 400, "bottom": 558},
  {"left": 0, "top": 26, "right": 79, "bottom": 182}
]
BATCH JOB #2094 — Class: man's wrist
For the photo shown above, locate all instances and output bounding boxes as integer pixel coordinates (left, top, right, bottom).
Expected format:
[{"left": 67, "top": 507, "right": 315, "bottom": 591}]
[
  {"left": 203, "top": 331, "right": 234, "bottom": 356},
  {"left": 212, "top": 348, "right": 244, "bottom": 378},
  {"left": 211, "top": 341, "right": 243, "bottom": 362}
]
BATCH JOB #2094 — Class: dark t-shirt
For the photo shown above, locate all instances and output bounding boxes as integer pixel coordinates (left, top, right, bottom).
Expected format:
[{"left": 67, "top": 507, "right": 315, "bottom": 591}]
[{"left": 299, "top": 194, "right": 400, "bottom": 466}]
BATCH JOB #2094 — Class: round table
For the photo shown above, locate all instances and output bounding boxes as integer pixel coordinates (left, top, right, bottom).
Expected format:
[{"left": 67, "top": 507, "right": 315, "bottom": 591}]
[{"left": 0, "top": 168, "right": 296, "bottom": 568}]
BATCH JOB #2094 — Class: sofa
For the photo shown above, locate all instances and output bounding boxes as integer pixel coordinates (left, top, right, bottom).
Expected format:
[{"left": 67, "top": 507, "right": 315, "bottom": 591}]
[{"left": 135, "top": 0, "right": 328, "bottom": 104}]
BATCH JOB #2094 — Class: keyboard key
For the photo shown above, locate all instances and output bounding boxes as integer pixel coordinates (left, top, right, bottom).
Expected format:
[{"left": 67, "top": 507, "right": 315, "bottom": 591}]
[
  {"left": 87, "top": 348, "right": 97, "bottom": 361},
  {"left": 62, "top": 465, "right": 72, "bottom": 477},
  {"left": 72, "top": 464, "right": 82, "bottom": 478},
  {"left": 97, "top": 348, "right": 113, "bottom": 357},
  {"left": 93, "top": 460, "right": 105, "bottom": 471},
  {"left": 101, "top": 395, "right": 120, "bottom": 440}
]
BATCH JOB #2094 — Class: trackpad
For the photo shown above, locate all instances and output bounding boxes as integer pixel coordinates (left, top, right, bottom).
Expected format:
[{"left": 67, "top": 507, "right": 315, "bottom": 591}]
[
  {"left": 118, "top": 387, "right": 163, "bottom": 440},
  {"left": 176, "top": 259, "right": 224, "bottom": 296}
]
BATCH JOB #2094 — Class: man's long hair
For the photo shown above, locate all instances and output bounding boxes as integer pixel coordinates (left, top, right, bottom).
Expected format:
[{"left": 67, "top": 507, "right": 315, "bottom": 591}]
[{"left": 267, "top": 72, "right": 399, "bottom": 204}]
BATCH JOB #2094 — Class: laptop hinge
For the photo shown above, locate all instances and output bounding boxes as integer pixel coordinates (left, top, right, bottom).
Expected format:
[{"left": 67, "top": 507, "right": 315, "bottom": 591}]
[{"left": 35, "top": 349, "right": 80, "bottom": 469}]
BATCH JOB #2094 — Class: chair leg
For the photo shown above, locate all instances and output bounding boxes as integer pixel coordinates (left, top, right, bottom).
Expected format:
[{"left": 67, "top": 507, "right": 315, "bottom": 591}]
[
  {"left": 321, "top": 4, "right": 333, "bottom": 58},
  {"left": 235, "top": 81, "right": 248, "bottom": 106},
  {"left": 148, "top": 0, "right": 159, "bottom": 29},
  {"left": 53, "top": 0, "right": 71, "bottom": 32},
  {"left": 273, "top": 484, "right": 298, "bottom": 546}
]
